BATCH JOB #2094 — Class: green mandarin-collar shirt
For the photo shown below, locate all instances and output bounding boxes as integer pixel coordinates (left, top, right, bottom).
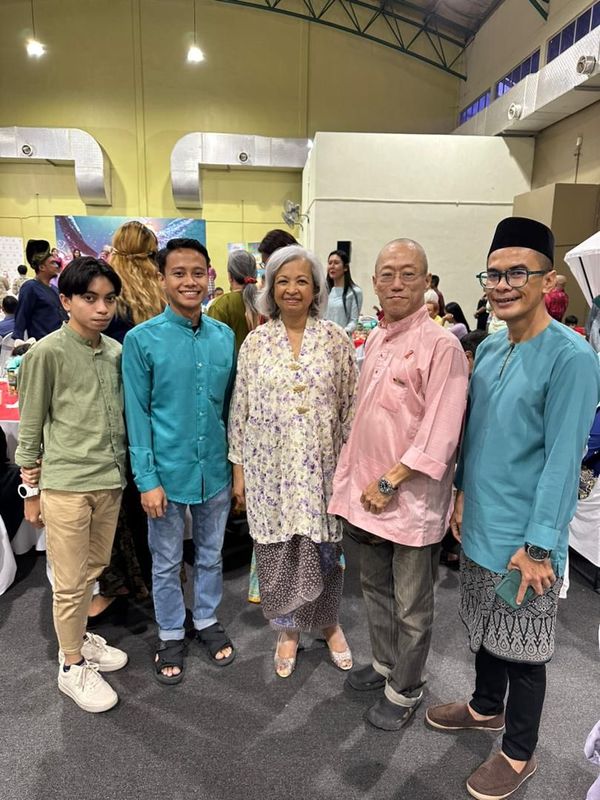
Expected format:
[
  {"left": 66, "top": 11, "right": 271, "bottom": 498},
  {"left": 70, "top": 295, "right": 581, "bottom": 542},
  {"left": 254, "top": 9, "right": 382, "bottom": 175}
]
[
  {"left": 122, "top": 305, "right": 236, "bottom": 504},
  {"left": 15, "top": 323, "right": 127, "bottom": 491}
]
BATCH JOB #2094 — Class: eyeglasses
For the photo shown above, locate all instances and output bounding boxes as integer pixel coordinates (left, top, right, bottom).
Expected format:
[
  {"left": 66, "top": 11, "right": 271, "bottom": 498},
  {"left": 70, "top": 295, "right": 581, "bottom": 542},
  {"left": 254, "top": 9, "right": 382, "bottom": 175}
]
[
  {"left": 477, "top": 268, "right": 549, "bottom": 289},
  {"left": 377, "top": 270, "right": 421, "bottom": 285}
]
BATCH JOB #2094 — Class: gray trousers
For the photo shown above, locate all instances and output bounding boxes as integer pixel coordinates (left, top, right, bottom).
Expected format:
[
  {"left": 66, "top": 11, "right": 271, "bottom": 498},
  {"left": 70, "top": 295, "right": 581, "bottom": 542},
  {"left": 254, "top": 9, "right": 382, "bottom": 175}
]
[{"left": 346, "top": 522, "right": 440, "bottom": 704}]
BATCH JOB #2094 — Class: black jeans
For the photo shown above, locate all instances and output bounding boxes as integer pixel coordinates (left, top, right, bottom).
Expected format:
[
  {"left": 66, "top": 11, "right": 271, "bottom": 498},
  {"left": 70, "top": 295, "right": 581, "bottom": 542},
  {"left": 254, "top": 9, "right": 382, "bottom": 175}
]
[{"left": 471, "top": 647, "right": 546, "bottom": 761}]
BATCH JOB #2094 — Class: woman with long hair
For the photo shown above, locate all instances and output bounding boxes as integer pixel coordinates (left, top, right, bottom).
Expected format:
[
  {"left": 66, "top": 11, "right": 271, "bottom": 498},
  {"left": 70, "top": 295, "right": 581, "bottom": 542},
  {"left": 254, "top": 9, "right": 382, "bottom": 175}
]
[
  {"left": 443, "top": 301, "right": 471, "bottom": 340},
  {"left": 207, "top": 249, "right": 259, "bottom": 352},
  {"left": 325, "top": 249, "right": 363, "bottom": 334},
  {"left": 105, "top": 220, "right": 165, "bottom": 343},
  {"left": 89, "top": 220, "right": 165, "bottom": 623}
]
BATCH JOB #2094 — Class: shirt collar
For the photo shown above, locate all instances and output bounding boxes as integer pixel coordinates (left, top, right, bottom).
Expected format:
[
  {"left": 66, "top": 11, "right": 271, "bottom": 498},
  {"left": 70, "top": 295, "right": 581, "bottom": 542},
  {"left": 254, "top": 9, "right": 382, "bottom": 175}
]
[
  {"left": 163, "top": 303, "right": 202, "bottom": 330},
  {"left": 62, "top": 322, "right": 104, "bottom": 351},
  {"left": 378, "top": 305, "right": 429, "bottom": 336}
]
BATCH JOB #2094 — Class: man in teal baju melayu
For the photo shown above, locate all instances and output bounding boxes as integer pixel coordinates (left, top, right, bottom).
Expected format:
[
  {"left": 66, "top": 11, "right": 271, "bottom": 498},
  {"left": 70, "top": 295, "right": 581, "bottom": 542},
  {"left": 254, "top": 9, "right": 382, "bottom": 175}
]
[{"left": 426, "top": 217, "right": 600, "bottom": 800}]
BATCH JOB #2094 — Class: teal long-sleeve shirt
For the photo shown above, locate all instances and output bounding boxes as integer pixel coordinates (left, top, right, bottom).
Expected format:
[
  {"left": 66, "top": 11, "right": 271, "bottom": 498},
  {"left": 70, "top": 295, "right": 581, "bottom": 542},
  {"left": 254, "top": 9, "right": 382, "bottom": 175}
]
[
  {"left": 456, "top": 320, "right": 600, "bottom": 577},
  {"left": 122, "top": 305, "right": 236, "bottom": 504}
]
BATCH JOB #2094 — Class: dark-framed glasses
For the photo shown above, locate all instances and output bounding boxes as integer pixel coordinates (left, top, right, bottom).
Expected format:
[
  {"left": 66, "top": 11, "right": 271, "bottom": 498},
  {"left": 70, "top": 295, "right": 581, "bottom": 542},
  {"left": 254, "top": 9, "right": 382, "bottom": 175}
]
[
  {"left": 377, "top": 270, "right": 421, "bottom": 285},
  {"left": 476, "top": 268, "right": 549, "bottom": 289}
]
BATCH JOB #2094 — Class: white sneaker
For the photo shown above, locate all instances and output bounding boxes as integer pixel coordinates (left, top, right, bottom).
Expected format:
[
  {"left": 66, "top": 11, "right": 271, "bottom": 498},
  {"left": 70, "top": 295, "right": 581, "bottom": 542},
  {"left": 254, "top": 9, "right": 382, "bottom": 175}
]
[
  {"left": 57, "top": 661, "right": 118, "bottom": 713},
  {"left": 80, "top": 632, "right": 128, "bottom": 672}
]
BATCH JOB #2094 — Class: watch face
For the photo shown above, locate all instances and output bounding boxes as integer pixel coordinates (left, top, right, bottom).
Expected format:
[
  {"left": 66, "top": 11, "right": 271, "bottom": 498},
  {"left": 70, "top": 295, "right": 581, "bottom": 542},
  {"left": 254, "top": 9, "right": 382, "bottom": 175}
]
[
  {"left": 527, "top": 545, "right": 549, "bottom": 560},
  {"left": 378, "top": 478, "right": 394, "bottom": 496}
]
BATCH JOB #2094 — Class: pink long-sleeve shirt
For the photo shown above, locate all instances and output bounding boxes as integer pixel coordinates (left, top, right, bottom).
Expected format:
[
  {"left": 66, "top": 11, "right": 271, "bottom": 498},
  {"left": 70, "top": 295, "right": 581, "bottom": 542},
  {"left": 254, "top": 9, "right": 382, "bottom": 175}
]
[{"left": 328, "top": 305, "right": 468, "bottom": 546}]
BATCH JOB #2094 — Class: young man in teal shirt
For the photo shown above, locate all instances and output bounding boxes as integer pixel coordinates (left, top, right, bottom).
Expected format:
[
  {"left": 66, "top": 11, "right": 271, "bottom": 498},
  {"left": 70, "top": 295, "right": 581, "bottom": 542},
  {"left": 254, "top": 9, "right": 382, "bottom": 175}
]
[
  {"left": 426, "top": 218, "right": 600, "bottom": 800},
  {"left": 122, "top": 238, "right": 236, "bottom": 684}
]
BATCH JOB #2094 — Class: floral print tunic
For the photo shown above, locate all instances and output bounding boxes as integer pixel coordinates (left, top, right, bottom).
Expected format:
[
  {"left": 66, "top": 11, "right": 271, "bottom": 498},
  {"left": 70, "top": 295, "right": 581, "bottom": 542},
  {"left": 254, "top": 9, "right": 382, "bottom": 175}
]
[{"left": 228, "top": 317, "right": 358, "bottom": 545}]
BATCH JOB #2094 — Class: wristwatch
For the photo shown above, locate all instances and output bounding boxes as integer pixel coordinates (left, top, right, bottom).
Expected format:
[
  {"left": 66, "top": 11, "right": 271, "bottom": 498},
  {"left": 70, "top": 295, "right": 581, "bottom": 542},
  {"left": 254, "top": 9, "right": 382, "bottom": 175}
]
[
  {"left": 378, "top": 477, "right": 397, "bottom": 496},
  {"left": 18, "top": 483, "right": 40, "bottom": 499},
  {"left": 525, "top": 543, "right": 551, "bottom": 562}
]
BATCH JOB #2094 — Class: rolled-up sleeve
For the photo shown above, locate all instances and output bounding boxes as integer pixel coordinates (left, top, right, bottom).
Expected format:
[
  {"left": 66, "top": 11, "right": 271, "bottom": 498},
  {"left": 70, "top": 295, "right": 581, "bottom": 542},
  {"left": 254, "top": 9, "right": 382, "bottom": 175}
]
[{"left": 400, "top": 340, "right": 468, "bottom": 481}]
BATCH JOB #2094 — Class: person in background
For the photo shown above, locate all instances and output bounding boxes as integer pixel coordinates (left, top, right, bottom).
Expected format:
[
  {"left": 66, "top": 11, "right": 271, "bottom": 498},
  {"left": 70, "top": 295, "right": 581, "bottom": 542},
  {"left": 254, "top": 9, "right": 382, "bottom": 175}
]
[
  {"left": 330, "top": 239, "right": 468, "bottom": 732},
  {"left": 325, "top": 250, "right": 363, "bottom": 335},
  {"left": 50, "top": 248, "right": 64, "bottom": 269},
  {"left": 544, "top": 274, "right": 569, "bottom": 321},
  {"left": 0, "top": 426, "right": 24, "bottom": 542},
  {"left": 105, "top": 220, "right": 164, "bottom": 344},
  {"left": 0, "top": 295, "right": 17, "bottom": 337},
  {"left": 206, "top": 287, "right": 224, "bottom": 308},
  {"left": 229, "top": 245, "right": 358, "bottom": 678},
  {"left": 123, "top": 238, "right": 236, "bottom": 683},
  {"left": 90, "top": 220, "right": 165, "bottom": 621},
  {"left": 258, "top": 229, "right": 297, "bottom": 270},
  {"left": 425, "top": 296, "right": 444, "bottom": 325},
  {"left": 587, "top": 295, "right": 600, "bottom": 352},
  {"left": 16, "top": 257, "right": 128, "bottom": 713},
  {"left": 99, "top": 245, "right": 113, "bottom": 262},
  {"left": 11, "top": 265, "right": 30, "bottom": 297},
  {"left": 426, "top": 217, "right": 600, "bottom": 800},
  {"left": 474, "top": 292, "right": 489, "bottom": 331},
  {"left": 430, "top": 274, "right": 446, "bottom": 316},
  {"left": 245, "top": 228, "right": 299, "bottom": 604},
  {"left": 0, "top": 273, "right": 9, "bottom": 302},
  {"left": 71, "top": 248, "right": 82, "bottom": 260},
  {"left": 443, "top": 301, "right": 471, "bottom": 340},
  {"left": 206, "top": 262, "right": 217, "bottom": 302},
  {"left": 564, "top": 314, "right": 586, "bottom": 336},
  {"left": 13, "top": 240, "right": 67, "bottom": 342},
  {"left": 207, "top": 250, "right": 259, "bottom": 352}
]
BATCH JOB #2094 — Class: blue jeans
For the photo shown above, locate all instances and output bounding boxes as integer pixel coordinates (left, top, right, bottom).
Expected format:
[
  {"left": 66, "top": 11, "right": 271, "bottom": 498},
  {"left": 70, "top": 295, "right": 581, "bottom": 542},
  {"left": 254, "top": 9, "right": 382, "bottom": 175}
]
[{"left": 147, "top": 485, "right": 231, "bottom": 641}]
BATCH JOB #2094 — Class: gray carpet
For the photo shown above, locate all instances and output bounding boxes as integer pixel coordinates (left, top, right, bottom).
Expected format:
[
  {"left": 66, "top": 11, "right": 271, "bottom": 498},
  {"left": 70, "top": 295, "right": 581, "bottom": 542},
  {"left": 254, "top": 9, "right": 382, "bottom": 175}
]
[{"left": 1, "top": 541, "right": 599, "bottom": 800}]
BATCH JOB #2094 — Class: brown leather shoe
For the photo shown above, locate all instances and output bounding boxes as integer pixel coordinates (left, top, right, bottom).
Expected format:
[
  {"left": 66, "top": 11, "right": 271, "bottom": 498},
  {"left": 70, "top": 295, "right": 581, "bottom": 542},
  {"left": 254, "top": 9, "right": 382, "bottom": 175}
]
[
  {"left": 425, "top": 702, "right": 505, "bottom": 731},
  {"left": 466, "top": 752, "right": 537, "bottom": 799}
]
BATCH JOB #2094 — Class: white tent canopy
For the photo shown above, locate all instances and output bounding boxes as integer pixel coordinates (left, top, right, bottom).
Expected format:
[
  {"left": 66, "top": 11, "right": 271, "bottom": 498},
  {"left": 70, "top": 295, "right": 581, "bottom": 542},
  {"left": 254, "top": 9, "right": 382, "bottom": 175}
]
[{"left": 565, "top": 231, "right": 600, "bottom": 306}]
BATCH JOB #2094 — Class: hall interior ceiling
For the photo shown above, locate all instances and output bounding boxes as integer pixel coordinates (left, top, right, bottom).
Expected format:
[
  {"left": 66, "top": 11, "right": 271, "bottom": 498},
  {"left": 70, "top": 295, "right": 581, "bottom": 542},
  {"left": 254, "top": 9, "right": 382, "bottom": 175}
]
[{"left": 214, "top": 0, "right": 509, "bottom": 78}]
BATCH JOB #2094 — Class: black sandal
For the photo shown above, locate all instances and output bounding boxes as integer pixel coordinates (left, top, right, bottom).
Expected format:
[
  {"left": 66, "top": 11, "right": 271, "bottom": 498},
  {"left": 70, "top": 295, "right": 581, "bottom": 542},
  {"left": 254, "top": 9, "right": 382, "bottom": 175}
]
[
  {"left": 154, "top": 639, "right": 186, "bottom": 685},
  {"left": 196, "top": 622, "right": 235, "bottom": 666}
]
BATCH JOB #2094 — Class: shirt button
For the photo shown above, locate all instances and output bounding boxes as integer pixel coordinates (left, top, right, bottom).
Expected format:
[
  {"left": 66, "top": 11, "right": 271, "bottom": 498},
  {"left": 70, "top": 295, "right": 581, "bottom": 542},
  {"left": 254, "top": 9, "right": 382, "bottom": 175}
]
[{"left": 197, "top": 363, "right": 202, "bottom": 367}]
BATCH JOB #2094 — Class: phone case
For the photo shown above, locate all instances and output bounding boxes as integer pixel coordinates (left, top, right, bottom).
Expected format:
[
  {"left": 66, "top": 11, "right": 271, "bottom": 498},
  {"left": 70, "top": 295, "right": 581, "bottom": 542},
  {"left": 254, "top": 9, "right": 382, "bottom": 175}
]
[{"left": 494, "top": 569, "right": 536, "bottom": 610}]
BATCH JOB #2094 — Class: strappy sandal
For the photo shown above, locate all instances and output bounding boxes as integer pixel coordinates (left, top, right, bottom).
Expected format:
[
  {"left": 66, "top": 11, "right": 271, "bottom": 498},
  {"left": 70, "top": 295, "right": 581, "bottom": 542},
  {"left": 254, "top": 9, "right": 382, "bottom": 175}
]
[
  {"left": 274, "top": 632, "right": 300, "bottom": 678},
  {"left": 324, "top": 626, "right": 353, "bottom": 671},
  {"left": 154, "top": 639, "right": 186, "bottom": 685},
  {"left": 196, "top": 622, "right": 235, "bottom": 666}
]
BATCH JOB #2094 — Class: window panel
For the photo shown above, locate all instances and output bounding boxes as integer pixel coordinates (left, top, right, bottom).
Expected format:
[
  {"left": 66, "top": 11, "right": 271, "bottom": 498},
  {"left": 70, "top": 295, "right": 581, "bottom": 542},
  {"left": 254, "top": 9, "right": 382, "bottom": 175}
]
[
  {"left": 593, "top": 2, "right": 600, "bottom": 29},
  {"left": 521, "top": 57, "right": 531, "bottom": 77},
  {"left": 531, "top": 50, "right": 540, "bottom": 72},
  {"left": 561, "top": 21, "right": 575, "bottom": 52},
  {"left": 575, "top": 9, "right": 591, "bottom": 41},
  {"left": 547, "top": 34, "right": 560, "bottom": 62}
]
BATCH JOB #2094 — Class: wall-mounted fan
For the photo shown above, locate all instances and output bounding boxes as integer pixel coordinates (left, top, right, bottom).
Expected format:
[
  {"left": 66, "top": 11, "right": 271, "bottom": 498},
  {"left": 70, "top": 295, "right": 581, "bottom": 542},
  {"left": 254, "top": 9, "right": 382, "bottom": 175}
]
[{"left": 282, "top": 199, "right": 308, "bottom": 229}]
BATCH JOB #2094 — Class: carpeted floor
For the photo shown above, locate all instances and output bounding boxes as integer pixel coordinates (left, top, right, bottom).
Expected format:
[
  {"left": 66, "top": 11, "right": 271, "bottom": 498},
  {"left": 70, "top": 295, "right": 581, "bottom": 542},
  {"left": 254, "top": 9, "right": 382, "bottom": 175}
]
[{"left": 1, "top": 541, "right": 599, "bottom": 800}]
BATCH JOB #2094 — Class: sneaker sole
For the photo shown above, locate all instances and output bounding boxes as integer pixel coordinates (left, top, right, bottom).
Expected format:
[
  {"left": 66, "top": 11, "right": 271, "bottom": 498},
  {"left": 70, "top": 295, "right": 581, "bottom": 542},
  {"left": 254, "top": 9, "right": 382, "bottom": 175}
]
[
  {"left": 58, "top": 681, "right": 118, "bottom": 713},
  {"left": 466, "top": 763, "right": 537, "bottom": 800},
  {"left": 425, "top": 709, "right": 505, "bottom": 732}
]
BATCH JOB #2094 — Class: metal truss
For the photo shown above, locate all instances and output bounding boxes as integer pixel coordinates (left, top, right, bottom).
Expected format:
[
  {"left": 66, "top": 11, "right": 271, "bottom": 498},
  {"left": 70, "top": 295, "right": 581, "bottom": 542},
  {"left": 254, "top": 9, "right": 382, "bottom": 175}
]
[
  {"left": 215, "top": 0, "right": 468, "bottom": 78},
  {"left": 526, "top": 0, "right": 549, "bottom": 21}
]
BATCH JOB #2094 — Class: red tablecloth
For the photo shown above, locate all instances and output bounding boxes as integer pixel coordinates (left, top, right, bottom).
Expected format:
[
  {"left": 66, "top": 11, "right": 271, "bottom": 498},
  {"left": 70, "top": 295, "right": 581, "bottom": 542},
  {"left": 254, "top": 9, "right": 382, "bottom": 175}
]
[{"left": 0, "top": 381, "right": 19, "bottom": 421}]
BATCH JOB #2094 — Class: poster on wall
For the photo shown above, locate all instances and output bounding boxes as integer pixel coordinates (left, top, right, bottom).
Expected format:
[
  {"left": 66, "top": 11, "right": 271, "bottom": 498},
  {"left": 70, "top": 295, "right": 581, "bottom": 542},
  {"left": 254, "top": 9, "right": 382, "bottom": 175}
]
[
  {"left": 54, "top": 216, "right": 206, "bottom": 261},
  {"left": 0, "top": 236, "right": 25, "bottom": 288}
]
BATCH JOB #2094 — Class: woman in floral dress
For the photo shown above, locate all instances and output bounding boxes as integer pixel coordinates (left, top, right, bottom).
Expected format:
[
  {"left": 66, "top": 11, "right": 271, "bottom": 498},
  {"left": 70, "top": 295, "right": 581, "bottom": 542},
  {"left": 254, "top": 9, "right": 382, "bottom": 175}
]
[{"left": 228, "top": 245, "right": 358, "bottom": 677}]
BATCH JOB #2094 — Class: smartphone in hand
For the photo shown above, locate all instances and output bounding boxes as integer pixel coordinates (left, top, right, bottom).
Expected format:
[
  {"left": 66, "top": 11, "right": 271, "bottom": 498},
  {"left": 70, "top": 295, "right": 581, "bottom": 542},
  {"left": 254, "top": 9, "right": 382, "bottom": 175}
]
[{"left": 495, "top": 569, "right": 536, "bottom": 610}]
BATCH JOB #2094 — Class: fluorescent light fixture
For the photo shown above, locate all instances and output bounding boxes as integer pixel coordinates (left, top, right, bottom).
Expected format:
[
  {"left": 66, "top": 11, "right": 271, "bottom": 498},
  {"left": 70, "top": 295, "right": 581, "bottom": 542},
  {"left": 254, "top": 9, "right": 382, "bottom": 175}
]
[
  {"left": 187, "top": 44, "right": 204, "bottom": 63},
  {"left": 26, "top": 39, "right": 45, "bottom": 57}
]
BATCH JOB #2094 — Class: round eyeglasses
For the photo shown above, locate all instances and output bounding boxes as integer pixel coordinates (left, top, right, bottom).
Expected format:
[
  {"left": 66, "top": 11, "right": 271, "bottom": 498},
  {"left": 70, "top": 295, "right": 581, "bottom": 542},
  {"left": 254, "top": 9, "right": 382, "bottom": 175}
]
[{"left": 476, "top": 268, "right": 549, "bottom": 289}]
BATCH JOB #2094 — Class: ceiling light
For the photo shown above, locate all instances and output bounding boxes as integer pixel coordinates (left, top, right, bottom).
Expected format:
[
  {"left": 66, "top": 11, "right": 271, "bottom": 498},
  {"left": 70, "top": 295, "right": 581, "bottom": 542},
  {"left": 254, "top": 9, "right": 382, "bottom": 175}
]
[
  {"left": 26, "top": 39, "right": 45, "bottom": 57},
  {"left": 26, "top": 1, "right": 45, "bottom": 57},
  {"left": 187, "top": 45, "right": 204, "bottom": 63}
]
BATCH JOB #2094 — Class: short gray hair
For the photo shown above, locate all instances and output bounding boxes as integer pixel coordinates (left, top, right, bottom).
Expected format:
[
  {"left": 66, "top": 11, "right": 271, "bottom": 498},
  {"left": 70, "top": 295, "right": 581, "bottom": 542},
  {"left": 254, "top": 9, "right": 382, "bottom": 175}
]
[{"left": 257, "top": 245, "right": 328, "bottom": 319}]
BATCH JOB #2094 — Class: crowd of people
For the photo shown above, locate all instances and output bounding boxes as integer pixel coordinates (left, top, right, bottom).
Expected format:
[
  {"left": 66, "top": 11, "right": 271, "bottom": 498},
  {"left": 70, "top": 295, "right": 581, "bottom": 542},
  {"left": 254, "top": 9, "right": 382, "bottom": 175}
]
[{"left": 1, "top": 216, "right": 600, "bottom": 800}]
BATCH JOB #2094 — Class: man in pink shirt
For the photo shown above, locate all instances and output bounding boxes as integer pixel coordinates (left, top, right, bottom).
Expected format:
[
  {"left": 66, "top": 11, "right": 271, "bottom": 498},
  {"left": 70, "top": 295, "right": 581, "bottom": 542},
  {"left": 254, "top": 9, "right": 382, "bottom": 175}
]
[{"left": 329, "top": 238, "right": 468, "bottom": 730}]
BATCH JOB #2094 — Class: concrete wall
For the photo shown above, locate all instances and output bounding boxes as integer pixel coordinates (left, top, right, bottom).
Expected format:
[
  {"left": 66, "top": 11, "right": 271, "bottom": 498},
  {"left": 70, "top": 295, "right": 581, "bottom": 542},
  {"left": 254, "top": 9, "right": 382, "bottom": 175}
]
[{"left": 304, "top": 132, "right": 534, "bottom": 316}]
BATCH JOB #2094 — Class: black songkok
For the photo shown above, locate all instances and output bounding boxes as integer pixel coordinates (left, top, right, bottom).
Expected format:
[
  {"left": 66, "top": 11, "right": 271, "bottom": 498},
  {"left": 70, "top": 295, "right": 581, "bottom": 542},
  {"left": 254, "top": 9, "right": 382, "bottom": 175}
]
[{"left": 488, "top": 217, "right": 555, "bottom": 265}]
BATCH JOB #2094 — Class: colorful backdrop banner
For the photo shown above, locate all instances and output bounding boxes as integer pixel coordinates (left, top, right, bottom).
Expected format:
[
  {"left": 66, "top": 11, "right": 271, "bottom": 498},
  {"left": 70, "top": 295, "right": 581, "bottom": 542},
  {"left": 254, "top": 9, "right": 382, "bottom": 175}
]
[{"left": 54, "top": 216, "right": 206, "bottom": 261}]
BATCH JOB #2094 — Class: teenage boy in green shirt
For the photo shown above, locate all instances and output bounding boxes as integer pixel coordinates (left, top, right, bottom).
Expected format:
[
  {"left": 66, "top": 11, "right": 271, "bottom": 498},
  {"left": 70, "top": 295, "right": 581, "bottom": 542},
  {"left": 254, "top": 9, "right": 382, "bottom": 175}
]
[{"left": 16, "top": 257, "right": 128, "bottom": 713}]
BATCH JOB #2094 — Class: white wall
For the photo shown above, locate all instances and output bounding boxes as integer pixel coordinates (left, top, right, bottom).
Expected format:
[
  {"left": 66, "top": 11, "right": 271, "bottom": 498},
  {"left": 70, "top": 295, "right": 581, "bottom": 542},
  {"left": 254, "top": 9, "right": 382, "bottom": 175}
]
[
  {"left": 303, "top": 132, "right": 534, "bottom": 317},
  {"left": 460, "top": 0, "right": 597, "bottom": 111}
]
